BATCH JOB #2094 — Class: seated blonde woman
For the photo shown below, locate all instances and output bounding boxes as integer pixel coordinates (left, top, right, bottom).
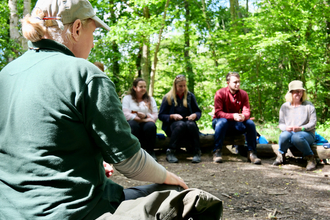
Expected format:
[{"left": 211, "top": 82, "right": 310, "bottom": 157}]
[{"left": 273, "top": 80, "right": 317, "bottom": 171}]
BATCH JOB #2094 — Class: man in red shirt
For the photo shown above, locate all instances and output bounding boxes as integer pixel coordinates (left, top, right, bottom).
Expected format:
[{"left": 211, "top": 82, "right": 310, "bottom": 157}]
[{"left": 212, "top": 72, "right": 261, "bottom": 164}]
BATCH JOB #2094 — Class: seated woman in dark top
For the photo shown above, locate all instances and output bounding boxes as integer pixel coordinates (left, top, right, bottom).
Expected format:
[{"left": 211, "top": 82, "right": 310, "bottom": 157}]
[{"left": 159, "top": 75, "right": 202, "bottom": 163}]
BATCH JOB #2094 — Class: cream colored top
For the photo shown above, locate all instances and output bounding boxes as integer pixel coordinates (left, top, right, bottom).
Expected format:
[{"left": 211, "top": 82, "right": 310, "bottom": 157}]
[{"left": 122, "top": 95, "right": 158, "bottom": 121}]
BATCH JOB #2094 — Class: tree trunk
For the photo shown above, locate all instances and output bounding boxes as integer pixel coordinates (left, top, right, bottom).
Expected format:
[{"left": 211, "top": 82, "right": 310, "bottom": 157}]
[
  {"left": 8, "top": 0, "right": 20, "bottom": 62},
  {"left": 256, "top": 54, "right": 262, "bottom": 121},
  {"left": 136, "top": 47, "right": 142, "bottom": 77},
  {"left": 201, "top": 0, "right": 218, "bottom": 67},
  {"left": 141, "top": 6, "right": 150, "bottom": 87},
  {"left": 229, "top": 0, "right": 237, "bottom": 22},
  {"left": 246, "top": 0, "right": 248, "bottom": 13},
  {"left": 184, "top": 0, "right": 194, "bottom": 93},
  {"left": 109, "top": 0, "right": 120, "bottom": 89},
  {"left": 22, "top": 0, "right": 31, "bottom": 50},
  {"left": 149, "top": 0, "right": 170, "bottom": 97}
]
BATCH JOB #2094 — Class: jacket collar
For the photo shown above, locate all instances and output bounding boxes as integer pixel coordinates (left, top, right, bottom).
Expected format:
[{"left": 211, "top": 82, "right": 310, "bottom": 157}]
[{"left": 28, "top": 39, "right": 75, "bottom": 57}]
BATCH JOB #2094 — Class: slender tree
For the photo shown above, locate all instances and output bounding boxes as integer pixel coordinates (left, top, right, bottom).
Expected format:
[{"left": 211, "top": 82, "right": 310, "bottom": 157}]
[{"left": 149, "top": 0, "right": 171, "bottom": 96}]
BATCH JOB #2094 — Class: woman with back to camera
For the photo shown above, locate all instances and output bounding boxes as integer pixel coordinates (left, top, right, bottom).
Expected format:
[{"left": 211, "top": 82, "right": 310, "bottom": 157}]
[
  {"left": 122, "top": 78, "right": 158, "bottom": 161},
  {"left": 273, "top": 80, "right": 317, "bottom": 171},
  {"left": 0, "top": 0, "right": 188, "bottom": 219},
  {"left": 159, "top": 75, "right": 202, "bottom": 163}
]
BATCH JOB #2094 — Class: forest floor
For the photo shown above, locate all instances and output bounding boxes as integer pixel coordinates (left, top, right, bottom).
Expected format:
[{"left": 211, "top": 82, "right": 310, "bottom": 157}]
[{"left": 110, "top": 147, "right": 330, "bottom": 220}]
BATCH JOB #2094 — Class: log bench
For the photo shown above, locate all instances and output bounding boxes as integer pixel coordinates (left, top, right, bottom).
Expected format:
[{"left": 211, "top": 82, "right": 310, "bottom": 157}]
[{"left": 155, "top": 134, "right": 330, "bottom": 159}]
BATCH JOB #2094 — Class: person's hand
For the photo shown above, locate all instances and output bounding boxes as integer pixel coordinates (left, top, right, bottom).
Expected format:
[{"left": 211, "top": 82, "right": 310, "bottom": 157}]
[
  {"left": 186, "top": 113, "right": 197, "bottom": 121},
  {"left": 292, "top": 126, "right": 302, "bottom": 132},
  {"left": 163, "top": 171, "right": 188, "bottom": 189},
  {"left": 233, "top": 113, "right": 245, "bottom": 122},
  {"left": 286, "top": 126, "right": 293, "bottom": 132},
  {"left": 103, "top": 161, "right": 114, "bottom": 178},
  {"left": 143, "top": 117, "right": 154, "bottom": 123},
  {"left": 137, "top": 112, "right": 147, "bottom": 119},
  {"left": 171, "top": 114, "right": 183, "bottom": 121}
]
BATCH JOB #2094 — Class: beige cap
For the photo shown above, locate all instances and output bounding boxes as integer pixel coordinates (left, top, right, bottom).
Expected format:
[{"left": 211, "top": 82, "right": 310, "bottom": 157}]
[
  {"left": 35, "top": 0, "right": 110, "bottom": 31},
  {"left": 288, "top": 80, "right": 305, "bottom": 92}
]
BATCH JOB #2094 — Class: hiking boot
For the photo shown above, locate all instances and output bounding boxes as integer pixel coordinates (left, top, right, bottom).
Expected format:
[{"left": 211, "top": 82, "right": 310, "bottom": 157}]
[
  {"left": 192, "top": 151, "right": 201, "bottom": 163},
  {"left": 147, "top": 149, "right": 157, "bottom": 162},
  {"left": 273, "top": 153, "right": 286, "bottom": 166},
  {"left": 247, "top": 151, "right": 261, "bottom": 164},
  {"left": 166, "top": 149, "right": 178, "bottom": 163},
  {"left": 305, "top": 155, "right": 317, "bottom": 171},
  {"left": 213, "top": 149, "right": 222, "bottom": 163}
]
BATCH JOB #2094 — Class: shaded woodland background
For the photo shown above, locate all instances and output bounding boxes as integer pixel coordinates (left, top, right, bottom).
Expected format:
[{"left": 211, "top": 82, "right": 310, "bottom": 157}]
[{"left": 2, "top": 0, "right": 330, "bottom": 141}]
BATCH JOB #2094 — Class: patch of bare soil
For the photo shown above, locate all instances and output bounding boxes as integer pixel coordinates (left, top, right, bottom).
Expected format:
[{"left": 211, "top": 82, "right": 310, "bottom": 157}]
[{"left": 110, "top": 148, "right": 330, "bottom": 220}]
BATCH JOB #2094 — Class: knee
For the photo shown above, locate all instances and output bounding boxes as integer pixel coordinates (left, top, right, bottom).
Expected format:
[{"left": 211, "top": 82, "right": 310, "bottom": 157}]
[
  {"left": 291, "top": 133, "right": 305, "bottom": 145},
  {"left": 214, "top": 118, "right": 228, "bottom": 131},
  {"left": 279, "top": 131, "right": 292, "bottom": 142},
  {"left": 145, "top": 122, "right": 157, "bottom": 132},
  {"left": 172, "top": 121, "right": 186, "bottom": 131},
  {"left": 245, "top": 119, "right": 256, "bottom": 130},
  {"left": 186, "top": 121, "right": 198, "bottom": 131},
  {"left": 128, "top": 120, "right": 140, "bottom": 131}
]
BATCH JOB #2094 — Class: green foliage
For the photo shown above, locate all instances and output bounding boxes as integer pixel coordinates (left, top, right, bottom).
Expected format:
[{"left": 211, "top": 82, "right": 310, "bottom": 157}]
[
  {"left": 0, "top": 2, "right": 10, "bottom": 69},
  {"left": 2, "top": 0, "right": 330, "bottom": 134}
]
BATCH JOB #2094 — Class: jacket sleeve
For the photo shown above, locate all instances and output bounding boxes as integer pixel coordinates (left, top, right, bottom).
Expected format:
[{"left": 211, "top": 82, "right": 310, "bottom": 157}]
[
  {"left": 158, "top": 96, "right": 171, "bottom": 123},
  {"left": 214, "top": 90, "right": 234, "bottom": 120},
  {"left": 241, "top": 92, "right": 251, "bottom": 120},
  {"left": 83, "top": 77, "right": 140, "bottom": 164},
  {"left": 190, "top": 93, "right": 202, "bottom": 121}
]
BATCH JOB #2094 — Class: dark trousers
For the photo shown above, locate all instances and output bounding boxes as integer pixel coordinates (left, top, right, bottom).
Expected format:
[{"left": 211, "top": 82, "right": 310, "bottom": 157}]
[
  {"left": 128, "top": 120, "right": 156, "bottom": 151},
  {"left": 169, "top": 120, "right": 201, "bottom": 153},
  {"left": 212, "top": 118, "right": 257, "bottom": 152},
  {"left": 123, "top": 184, "right": 183, "bottom": 200}
]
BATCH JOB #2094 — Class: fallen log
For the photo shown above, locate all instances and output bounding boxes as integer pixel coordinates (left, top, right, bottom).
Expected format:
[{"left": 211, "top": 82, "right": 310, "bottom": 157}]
[{"left": 155, "top": 134, "right": 330, "bottom": 159}]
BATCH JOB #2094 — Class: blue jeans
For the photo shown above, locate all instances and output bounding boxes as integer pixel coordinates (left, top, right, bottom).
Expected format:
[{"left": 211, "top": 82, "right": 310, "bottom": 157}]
[
  {"left": 212, "top": 118, "right": 257, "bottom": 152},
  {"left": 123, "top": 184, "right": 184, "bottom": 200},
  {"left": 278, "top": 131, "right": 315, "bottom": 156}
]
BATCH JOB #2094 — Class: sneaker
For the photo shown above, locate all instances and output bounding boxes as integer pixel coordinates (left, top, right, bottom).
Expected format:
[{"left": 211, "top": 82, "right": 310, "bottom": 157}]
[
  {"left": 192, "top": 151, "right": 201, "bottom": 163},
  {"left": 213, "top": 149, "right": 222, "bottom": 163},
  {"left": 166, "top": 149, "right": 178, "bottom": 163},
  {"left": 305, "top": 155, "right": 317, "bottom": 171},
  {"left": 273, "top": 153, "right": 286, "bottom": 166},
  {"left": 247, "top": 151, "right": 261, "bottom": 164}
]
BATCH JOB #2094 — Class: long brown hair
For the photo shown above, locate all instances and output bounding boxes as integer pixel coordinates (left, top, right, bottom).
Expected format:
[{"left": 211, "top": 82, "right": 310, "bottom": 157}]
[{"left": 129, "top": 78, "right": 152, "bottom": 112}]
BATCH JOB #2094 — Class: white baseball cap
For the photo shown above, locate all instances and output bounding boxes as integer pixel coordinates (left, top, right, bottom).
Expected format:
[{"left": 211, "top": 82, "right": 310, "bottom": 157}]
[{"left": 34, "top": 0, "right": 110, "bottom": 31}]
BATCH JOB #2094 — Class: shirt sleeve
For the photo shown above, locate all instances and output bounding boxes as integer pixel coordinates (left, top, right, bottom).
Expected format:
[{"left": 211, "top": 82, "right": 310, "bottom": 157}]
[
  {"left": 303, "top": 103, "right": 317, "bottom": 131},
  {"left": 122, "top": 95, "right": 136, "bottom": 121},
  {"left": 214, "top": 90, "right": 234, "bottom": 119},
  {"left": 81, "top": 77, "right": 140, "bottom": 164},
  {"left": 113, "top": 148, "right": 167, "bottom": 184},
  {"left": 279, "top": 104, "right": 287, "bottom": 131},
  {"left": 190, "top": 93, "right": 202, "bottom": 120}
]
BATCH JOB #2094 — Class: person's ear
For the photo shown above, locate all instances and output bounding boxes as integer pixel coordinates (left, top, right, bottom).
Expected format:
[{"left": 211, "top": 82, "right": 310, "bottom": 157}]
[{"left": 71, "top": 19, "right": 83, "bottom": 42}]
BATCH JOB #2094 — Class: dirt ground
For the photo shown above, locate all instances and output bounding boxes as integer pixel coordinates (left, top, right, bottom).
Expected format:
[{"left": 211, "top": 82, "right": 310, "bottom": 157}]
[{"left": 109, "top": 148, "right": 330, "bottom": 220}]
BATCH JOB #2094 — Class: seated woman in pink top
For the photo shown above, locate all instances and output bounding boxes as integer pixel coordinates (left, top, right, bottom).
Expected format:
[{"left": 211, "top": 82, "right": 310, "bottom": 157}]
[{"left": 122, "top": 78, "right": 158, "bottom": 161}]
